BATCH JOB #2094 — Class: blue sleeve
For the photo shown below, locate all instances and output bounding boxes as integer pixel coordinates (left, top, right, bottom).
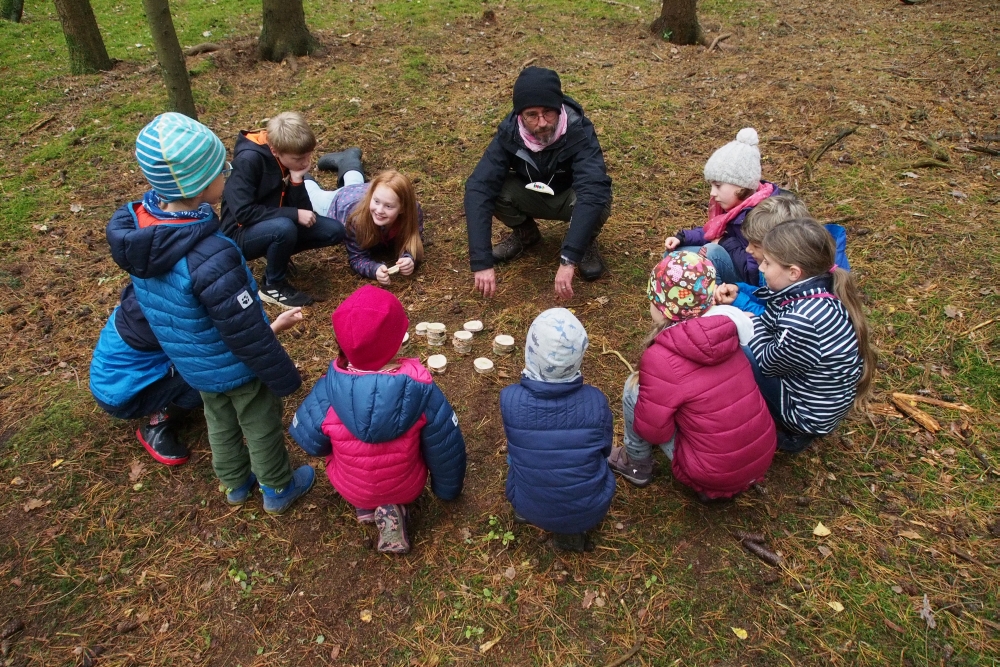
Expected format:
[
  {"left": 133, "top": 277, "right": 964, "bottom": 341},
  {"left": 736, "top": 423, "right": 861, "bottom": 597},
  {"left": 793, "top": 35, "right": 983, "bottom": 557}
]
[
  {"left": 733, "top": 282, "right": 765, "bottom": 316},
  {"left": 419, "top": 383, "right": 467, "bottom": 500},
  {"left": 288, "top": 379, "right": 333, "bottom": 457}
]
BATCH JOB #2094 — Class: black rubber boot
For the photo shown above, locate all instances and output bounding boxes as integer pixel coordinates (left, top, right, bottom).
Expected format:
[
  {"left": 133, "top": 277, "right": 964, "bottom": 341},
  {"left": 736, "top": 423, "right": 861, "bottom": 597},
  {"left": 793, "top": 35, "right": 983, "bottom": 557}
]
[
  {"left": 137, "top": 413, "right": 189, "bottom": 466},
  {"left": 492, "top": 218, "right": 541, "bottom": 262},
  {"left": 316, "top": 147, "right": 364, "bottom": 187}
]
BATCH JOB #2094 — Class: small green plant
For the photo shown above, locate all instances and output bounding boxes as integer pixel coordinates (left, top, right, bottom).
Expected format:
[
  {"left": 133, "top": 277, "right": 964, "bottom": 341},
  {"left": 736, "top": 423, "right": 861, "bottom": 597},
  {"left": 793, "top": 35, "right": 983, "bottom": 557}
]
[
  {"left": 464, "top": 626, "right": 484, "bottom": 639},
  {"left": 482, "top": 516, "right": 516, "bottom": 546},
  {"left": 662, "top": 29, "right": 672, "bottom": 41},
  {"left": 644, "top": 574, "right": 658, "bottom": 589}
]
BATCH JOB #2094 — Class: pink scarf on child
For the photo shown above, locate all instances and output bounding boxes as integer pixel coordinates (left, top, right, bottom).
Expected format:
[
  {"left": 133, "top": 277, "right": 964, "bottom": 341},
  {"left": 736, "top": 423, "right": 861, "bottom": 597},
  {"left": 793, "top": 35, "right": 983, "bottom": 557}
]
[
  {"left": 517, "top": 105, "right": 569, "bottom": 152},
  {"left": 703, "top": 181, "right": 775, "bottom": 242}
]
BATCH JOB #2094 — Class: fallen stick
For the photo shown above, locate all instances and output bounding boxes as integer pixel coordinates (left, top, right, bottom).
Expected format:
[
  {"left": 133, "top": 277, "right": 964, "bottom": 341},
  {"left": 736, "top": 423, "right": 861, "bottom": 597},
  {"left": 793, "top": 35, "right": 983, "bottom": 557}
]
[
  {"left": 601, "top": 344, "right": 634, "bottom": 374},
  {"left": 26, "top": 116, "right": 56, "bottom": 134},
  {"left": 910, "top": 158, "right": 953, "bottom": 169},
  {"left": 804, "top": 126, "right": 858, "bottom": 180},
  {"left": 602, "top": 635, "right": 644, "bottom": 667},
  {"left": 890, "top": 395, "right": 941, "bottom": 432},
  {"left": 183, "top": 42, "right": 221, "bottom": 56},
  {"left": 960, "top": 318, "right": 996, "bottom": 336},
  {"left": 734, "top": 530, "right": 766, "bottom": 544},
  {"left": 868, "top": 402, "right": 904, "bottom": 418},
  {"left": 972, "top": 447, "right": 993, "bottom": 473},
  {"left": 949, "top": 547, "right": 986, "bottom": 568},
  {"left": 742, "top": 539, "right": 782, "bottom": 567},
  {"left": 969, "top": 146, "right": 1000, "bottom": 156},
  {"left": 706, "top": 33, "right": 731, "bottom": 53},
  {"left": 891, "top": 392, "right": 975, "bottom": 413}
]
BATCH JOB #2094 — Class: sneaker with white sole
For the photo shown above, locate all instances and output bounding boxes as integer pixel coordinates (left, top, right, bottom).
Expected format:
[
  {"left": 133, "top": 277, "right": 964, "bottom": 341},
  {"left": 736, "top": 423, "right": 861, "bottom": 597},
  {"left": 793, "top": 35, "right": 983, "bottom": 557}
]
[
  {"left": 607, "top": 446, "right": 653, "bottom": 487},
  {"left": 258, "top": 281, "right": 314, "bottom": 309}
]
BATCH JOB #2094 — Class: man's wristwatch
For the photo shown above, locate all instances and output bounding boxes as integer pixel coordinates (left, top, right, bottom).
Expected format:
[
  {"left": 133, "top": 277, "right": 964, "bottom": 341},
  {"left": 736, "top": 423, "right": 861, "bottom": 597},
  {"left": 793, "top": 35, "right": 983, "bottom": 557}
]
[{"left": 559, "top": 256, "right": 576, "bottom": 266}]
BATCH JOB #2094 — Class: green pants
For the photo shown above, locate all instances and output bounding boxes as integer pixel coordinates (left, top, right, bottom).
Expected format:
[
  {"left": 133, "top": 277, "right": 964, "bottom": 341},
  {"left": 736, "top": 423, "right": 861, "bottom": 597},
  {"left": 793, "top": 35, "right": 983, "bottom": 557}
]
[
  {"left": 494, "top": 173, "right": 612, "bottom": 230},
  {"left": 200, "top": 379, "right": 292, "bottom": 490}
]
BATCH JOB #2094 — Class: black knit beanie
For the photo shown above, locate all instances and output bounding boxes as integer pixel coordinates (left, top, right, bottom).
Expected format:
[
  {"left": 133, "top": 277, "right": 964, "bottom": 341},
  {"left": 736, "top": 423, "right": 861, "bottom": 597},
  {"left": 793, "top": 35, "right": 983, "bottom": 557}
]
[{"left": 512, "top": 67, "right": 563, "bottom": 114}]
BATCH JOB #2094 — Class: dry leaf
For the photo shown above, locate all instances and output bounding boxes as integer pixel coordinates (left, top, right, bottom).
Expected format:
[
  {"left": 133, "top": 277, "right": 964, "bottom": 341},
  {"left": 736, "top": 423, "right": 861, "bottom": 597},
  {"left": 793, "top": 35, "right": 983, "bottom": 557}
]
[
  {"left": 919, "top": 594, "right": 936, "bottom": 629},
  {"left": 891, "top": 585, "right": 903, "bottom": 594},
  {"left": 943, "top": 305, "right": 961, "bottom": 319},
  {"left": 132, "top": 483, "right": 143, "bottom": 491},
  {"left": 10, "top": 477, "right": 25, "bottom": 486},
  {"left": 828, "top": 600, "right": 845, "bottom": 613},
  {"left": 360, "top": 609, "right": 372, "bottom": 623},
  {"left": 817, "top": 545, "right": 833, "bottom": 558},
  {"left": 23, "top": 498, "right": 48, "bottom": 512},
  {"left": 330, "top": 645, "right": 341, "bottom": 661},
  {"left": 731, "top": 627, "right": 748, "bottom": 639},
  {"left": 128, "top": 460, "right": 146, "bottom": 483},
  {"left": 898, "top": 530, "right": 922, "bottom": 540},
  {"left": 478, "top": 637, "right": 501, "bottom": 653},
  {"left": 582, "top": 590, "right": 597, "bottom": 609},
  {"left": 813, "top": 522, "right": 831, "bottom": 537},
  {"left": 884, "top": 618, "right": 906, "bottom": 633},
  {"left": 594, "top": 597, "right": 606, "bottom": 607},
  {"left": 51, "top": 459, "right": 65, "bottom": 468},
  {"left": 70, "top": 203, "right": 84, "bottom": 213},
  {"left": 159, "top": 621, "right": 169, "bottom": 633},
  {"left": 503, "top": 567, "right": 516, "bottom": 580}
]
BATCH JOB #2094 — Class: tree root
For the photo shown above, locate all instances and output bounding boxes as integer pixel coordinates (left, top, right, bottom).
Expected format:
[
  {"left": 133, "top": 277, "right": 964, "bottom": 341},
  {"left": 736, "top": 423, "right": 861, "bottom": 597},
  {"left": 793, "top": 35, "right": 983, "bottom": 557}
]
[{"left": 804, "top": 126, "right": 859, "bottom": 180}]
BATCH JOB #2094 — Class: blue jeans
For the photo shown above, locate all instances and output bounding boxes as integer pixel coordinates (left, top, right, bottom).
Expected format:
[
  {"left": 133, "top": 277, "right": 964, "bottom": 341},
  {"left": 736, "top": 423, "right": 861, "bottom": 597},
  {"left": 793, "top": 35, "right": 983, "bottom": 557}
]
[
  {"left": 94, "top": 366, "right": 201, "bottom": 420},
  {"left": 670, "top": 244, "right": 740, "bottom": 285},
  {"left": 232, "top": 214, "right": 345, "bottom": 284},
  {"left": 621, "top": 372, "right": 675, "bottom": 462}
]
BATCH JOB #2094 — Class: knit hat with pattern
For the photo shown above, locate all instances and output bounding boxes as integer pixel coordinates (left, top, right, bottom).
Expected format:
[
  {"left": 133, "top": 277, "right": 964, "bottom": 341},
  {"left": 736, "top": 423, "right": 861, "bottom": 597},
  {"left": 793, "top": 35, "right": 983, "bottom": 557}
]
[
  {"left": 136, "top": 113, "right": 227, "bottom": 202},
  {"left": 648, "top": 251, "right": 717, "bottom": 321},
  {"left": 703, "top": 127, "right": 761, "bottom": 190},
  {"left": 332, "top": 285, "right": 409, "bottom": 371}
]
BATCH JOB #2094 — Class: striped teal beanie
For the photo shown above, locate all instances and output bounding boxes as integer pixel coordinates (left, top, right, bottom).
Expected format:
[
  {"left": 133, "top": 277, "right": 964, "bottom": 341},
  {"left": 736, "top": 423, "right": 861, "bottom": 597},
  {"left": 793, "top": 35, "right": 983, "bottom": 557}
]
[{"left": 135, "top": 113, "right": 227, "bottom": 202}]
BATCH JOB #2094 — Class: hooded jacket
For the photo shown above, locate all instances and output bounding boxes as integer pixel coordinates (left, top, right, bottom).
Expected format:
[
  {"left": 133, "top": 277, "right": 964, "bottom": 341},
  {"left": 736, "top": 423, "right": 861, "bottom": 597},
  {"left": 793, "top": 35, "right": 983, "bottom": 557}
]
[
  {"left": 105, "top": 200, "right": 301, "bottom": 396},
  {"left": 289, "top": 358, "right": 466, "bottom": 509},
  {"left": 634, "top": 316, "right": 776, "bottom": 499},
  {"left": 464, "top": 97, "right": 612, "bottom": 270},
  {"left": 220, "top": 130, "right": 313, "bottom": 236},
  {"left": 501, "top": 377, "right": 615, "bottom": 534}
]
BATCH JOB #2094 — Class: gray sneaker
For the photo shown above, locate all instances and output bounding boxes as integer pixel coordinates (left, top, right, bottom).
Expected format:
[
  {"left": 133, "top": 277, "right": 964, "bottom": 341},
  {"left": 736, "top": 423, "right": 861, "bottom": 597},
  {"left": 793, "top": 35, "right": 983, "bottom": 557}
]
[
  {"left": 492, "top": 219, "right": 541, "bottom": 262},
  {"left": 608, "top": 446, "right": 653, "bottom": 487}
]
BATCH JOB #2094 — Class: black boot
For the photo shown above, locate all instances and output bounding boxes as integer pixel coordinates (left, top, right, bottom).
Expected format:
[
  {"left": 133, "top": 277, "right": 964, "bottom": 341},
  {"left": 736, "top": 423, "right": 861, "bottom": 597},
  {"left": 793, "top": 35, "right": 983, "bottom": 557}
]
[
  {"left": 137, "top": 411, "right": 189, "bottom": 466},
  {"left": 552, "top": 533, "right": 595, "bottom": 552},
  {"left": 316, "top": 147, "right": 364, "bottom": 188},
  {"left": 492, "top": 218, "right": 541, "bottom": 262},
  {"left": 578, "top": 239, "right": 606, "bottom": 281}
]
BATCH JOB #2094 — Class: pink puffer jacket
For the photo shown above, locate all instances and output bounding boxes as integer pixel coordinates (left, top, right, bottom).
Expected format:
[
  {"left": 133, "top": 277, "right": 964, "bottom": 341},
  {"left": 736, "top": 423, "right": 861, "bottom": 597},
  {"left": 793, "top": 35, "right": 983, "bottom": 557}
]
[{"left": 634, "top": 316, "right": 776, "bottom": 498}]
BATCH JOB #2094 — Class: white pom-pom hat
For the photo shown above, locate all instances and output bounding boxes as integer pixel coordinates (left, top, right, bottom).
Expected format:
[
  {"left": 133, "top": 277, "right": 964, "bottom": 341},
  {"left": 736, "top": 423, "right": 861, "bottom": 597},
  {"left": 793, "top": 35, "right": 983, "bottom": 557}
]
[{"left": 703, "top": 127, "right": 761, "bottom": 190}]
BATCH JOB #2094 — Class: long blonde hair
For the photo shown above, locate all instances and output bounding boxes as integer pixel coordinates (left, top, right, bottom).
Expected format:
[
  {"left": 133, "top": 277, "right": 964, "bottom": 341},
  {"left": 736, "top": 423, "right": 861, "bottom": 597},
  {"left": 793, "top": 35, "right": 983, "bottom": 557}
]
[
  {"left": 762, "top": 219, "right": 875, "bottom": 408},
  {"left": 346, "top": 170, "right": 423, "bottom": 262}
]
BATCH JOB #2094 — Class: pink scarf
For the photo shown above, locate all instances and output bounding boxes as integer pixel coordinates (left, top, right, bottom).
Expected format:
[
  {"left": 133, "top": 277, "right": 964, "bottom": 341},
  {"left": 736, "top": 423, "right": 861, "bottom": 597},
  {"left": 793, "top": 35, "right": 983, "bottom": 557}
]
[
  {"left": 703, "top": 181, "right": 775, "bottom": 241},
  {"left": 517, "top": 105, "right": 569, "bottom": 152}
]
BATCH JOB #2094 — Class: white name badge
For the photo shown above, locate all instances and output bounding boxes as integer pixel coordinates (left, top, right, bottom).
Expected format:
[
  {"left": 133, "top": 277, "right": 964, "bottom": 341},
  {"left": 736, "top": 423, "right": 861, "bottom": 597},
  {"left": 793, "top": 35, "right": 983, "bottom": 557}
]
[{"left": 525, "top": 181, "right": 555, "bottom": 196}]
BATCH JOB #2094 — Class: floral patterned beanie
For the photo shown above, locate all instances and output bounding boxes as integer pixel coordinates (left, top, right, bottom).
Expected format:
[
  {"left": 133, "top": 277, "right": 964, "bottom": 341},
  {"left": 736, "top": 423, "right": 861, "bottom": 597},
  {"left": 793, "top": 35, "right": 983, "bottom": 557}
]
[{"left": 648, "top": 251, "right": 717, "bottom": 321}]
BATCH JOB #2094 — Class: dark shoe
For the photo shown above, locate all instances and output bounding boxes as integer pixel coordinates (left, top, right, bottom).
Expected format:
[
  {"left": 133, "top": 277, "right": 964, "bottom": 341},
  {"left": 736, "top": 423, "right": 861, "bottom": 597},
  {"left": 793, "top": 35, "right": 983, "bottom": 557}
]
[
  {"left": 355, "top": 507, "right": 376, "bottom": 524},
  {"left": 259, "top": 281, "right": 314, "bottom": 309},
  {"left": 375, "top": 504, "right": 410, "bottom": 554},
  {"left": 220, "top": 473, "right": 258, "bottom": 505},
  {"left": 579, "top": 240, "right": 605, "bottom": 281},
  {"left": 553, "top": 533, "right": 595, "bottom": 552},
  {"left": 607, "top": 446, "right": 653, "bottom": 487},
  {"left": 136, "top": 413, "right": 189, "bottom": 466},
  {"left": 261, "top": 465, "right": 315, "bottom": 515},
  {"left": 776, "top": 429, "right": 815, "bottom": 453},
  {"left": 316, "top": 147, "right": 364, "bottom": 187},
  {"left": 513, "top": 511, "right": 530, "bottom": 525},
  {"left": 492, "top": 219, "right": 541, "bottom": 262}
]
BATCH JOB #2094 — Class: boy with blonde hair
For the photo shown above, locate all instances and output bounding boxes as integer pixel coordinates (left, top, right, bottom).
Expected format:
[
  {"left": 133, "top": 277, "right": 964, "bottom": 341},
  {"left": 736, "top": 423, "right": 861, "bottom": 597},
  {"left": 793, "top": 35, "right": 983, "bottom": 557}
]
[
  {"left": 221, "top": 111, "right": 345, "bottom": 308},
  {"left": 714, "top": 192, "right": 812, "bottom": 316}
]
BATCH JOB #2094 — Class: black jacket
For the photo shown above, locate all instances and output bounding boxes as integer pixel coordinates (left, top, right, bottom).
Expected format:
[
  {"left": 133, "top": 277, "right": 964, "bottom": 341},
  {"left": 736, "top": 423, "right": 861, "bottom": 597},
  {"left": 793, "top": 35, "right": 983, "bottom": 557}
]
[
  {"left": 463, "top": 97, "right": 612, "bottom": 271},
  {"left": 220, "top": 131, "right": 313, "bottom": 237}
]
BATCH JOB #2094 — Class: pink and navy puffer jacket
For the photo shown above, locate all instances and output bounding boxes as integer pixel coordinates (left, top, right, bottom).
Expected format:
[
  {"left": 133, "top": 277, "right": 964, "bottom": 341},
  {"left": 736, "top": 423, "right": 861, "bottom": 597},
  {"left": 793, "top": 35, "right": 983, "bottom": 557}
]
[
  {"left": 633, "top": 316, "right": 776, "bottom": 499},
  {"left": 289, "top": 358, "right": 466, "bottom": 509}
]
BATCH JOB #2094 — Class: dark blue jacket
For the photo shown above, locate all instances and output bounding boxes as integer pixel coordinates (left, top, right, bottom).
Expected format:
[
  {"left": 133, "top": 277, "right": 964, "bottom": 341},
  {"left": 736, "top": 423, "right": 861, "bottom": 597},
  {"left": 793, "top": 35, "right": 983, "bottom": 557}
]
[
  {"left": 464, "top": 97, "right": 612, "bottom": 270},
  {"left": 106, "top": 200, "right": 301, "bottom": 396},
  {"left": 289, "top": 358, "right": 466, "bottom": 503},
  {"left": 220, "top": 130, "right": 313, "bottom": 236},
  {"left": 501, "top": 377, "right": 615, "bottom": 534}
]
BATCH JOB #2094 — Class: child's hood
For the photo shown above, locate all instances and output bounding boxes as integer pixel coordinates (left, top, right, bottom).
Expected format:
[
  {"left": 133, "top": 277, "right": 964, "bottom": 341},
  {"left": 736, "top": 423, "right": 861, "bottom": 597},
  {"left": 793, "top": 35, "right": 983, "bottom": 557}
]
[
  {"left": 106, "top": 201, "right": 221, "bottom": 279},
  {"left": 654, "top": 315, "right": 740, "bottom": 367},
  {"left": 320, "top": 358, "right": 434, "bottom": 443},
  {"left": 234, "top": 130, "right": 276, "bottom": 163}
]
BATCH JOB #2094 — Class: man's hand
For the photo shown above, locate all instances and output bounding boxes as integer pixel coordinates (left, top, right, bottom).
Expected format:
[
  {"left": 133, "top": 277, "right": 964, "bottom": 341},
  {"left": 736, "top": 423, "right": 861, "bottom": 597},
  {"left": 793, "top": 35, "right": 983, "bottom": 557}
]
[
  {"left": 297, "top": 209, "right": 316, "bottom": 227},
  {"left": 664, "top": 236, "right": 681, "bottom": 251},
  {"left": 714, "top": 283, "right": 739, "bottom": 305},
  {"left": 396, "top": 256, "right": 415, "bottom": 276},
  {"left": 474, "top": 268, "right": 497, "bottom": 298},
  {"left": 375, "top": 264, "right": 391, "bottom": 285},
  {"left": 270, "top": 307, "right": 303, "bottom": 333},
  {"left": 555, "top": 263, "right": 575, "bottom": 300}
]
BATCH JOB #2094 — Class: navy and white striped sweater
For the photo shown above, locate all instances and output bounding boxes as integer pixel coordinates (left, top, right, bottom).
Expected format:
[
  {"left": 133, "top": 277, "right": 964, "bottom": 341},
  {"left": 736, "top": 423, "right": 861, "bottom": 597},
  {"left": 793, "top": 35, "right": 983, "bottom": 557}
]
[{"left": 748, "top": 275, "right": 862, "bottom": 435}]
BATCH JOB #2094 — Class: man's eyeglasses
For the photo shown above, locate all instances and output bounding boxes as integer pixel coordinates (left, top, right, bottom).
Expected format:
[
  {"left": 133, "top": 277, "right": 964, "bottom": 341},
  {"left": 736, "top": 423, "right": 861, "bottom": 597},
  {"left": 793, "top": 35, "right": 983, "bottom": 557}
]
[
  {"left": 521, "top": 109, "right": 559, "bottom": 123},
  {"left": 221, "top": 161, "right": 233, "bottom": 178}
]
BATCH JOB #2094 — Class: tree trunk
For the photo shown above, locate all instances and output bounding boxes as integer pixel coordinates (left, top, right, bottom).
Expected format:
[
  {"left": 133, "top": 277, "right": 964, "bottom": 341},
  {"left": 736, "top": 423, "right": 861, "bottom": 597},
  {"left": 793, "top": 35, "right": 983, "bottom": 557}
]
[
  {"left": 52, "top": 0, "right": 113, "bottom": 74},
  {"left": 650, "top": 0, "right": 705, "bottom": 46},
  {"left": 258, "top": 0, "right": 318, "bottom": 63},
  {"left": 1, "top": 0, "right": 25, "bottom": 23},
  {"left": 141, "top": 0, "right": 197, "bottom": 119}
]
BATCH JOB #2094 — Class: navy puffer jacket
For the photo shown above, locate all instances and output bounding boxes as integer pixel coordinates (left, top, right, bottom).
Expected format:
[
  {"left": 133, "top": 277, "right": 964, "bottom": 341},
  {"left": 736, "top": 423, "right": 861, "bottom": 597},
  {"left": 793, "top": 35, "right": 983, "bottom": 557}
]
[
  {"left": 502, "top": 377, "right": 615, "bottom": 534},
  {"left": 106, "top": 200, "right": 300, "bottom": 396}
]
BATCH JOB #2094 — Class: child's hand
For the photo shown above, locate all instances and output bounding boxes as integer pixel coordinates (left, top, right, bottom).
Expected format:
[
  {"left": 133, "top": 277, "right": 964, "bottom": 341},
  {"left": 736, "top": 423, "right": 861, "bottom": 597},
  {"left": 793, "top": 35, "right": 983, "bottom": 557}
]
[
  {"left": 289, "top": 167, "right": 310, "bottom": 183},
  {"left": 714, "top": 283, "right": 739, "bottom": 305},
  {"left": 664, "top": 236, "right": 681, "bottom": 251},
  {"left": 271, "top": 307, "right": 304, "bottom": 333},
  {"left": 396, "top": 256, "right": 415, "bottom": 276},
  {"left": 297, "top": 209, "right": 316, "bottom": 228},
  {"left": 375, "top": 264, "right": 391, "bottom": 285}
]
